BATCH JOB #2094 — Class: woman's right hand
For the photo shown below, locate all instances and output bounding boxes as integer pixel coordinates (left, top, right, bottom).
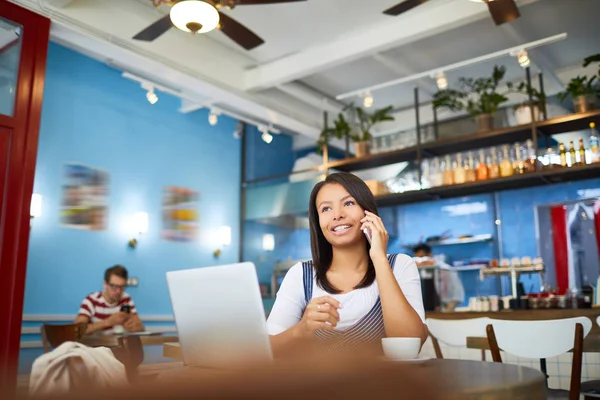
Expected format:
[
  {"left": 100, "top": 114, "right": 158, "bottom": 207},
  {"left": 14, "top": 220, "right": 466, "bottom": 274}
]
[{"left": 294, "top": 296, "right": 342, "bottom": 338}]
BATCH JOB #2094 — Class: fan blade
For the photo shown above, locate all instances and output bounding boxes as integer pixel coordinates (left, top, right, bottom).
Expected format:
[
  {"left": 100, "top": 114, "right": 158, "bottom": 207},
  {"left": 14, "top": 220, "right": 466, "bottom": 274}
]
[
  {"left": 383, "top": 0, "right": 429, "bottom": 16},
  {"left": 487, "top": 0, "right": 520, "bottom": 26},
  {"left": 237, "top": 0, "right": 306, "bottom": 4},
  {"left": 218, "top": 11, "right": 264, "bottom": 50},
  {"left": 132, "top": 14, "right": 173, "bottom": 41}
]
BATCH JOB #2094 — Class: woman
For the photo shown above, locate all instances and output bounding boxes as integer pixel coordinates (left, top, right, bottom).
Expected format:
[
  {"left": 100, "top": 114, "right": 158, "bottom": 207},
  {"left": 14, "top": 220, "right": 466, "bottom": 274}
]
[{"left": 268, "top": 172, "right": 427, "bottom": 356}]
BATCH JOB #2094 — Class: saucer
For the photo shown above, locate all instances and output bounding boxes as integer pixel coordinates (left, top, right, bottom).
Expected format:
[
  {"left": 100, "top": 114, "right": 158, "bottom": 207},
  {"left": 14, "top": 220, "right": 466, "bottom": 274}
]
[{"left": 383, "top": 354, "right": 433, "bottom": 362}]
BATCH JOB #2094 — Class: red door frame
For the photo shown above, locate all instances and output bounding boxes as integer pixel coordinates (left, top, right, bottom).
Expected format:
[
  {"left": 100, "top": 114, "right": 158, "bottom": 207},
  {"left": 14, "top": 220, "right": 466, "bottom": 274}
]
[{"left": 0, "top": 1, "right": 50, "bottom": 384}]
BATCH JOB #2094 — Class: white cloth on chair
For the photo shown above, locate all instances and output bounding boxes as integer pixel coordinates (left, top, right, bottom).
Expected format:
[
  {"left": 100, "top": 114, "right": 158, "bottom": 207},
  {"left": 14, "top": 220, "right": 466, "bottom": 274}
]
[{"left": 29, "top": 341, "right": 128, "bottom": 395}]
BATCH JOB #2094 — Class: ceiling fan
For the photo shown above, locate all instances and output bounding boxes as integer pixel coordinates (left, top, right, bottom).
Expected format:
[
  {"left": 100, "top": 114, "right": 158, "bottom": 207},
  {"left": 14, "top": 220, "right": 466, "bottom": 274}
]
[
  {"left": 132, "top": 0, "right": 306, "bottom": 50},
  {"left": 383, "top": 0, "right": 520, "bottom": 26}
]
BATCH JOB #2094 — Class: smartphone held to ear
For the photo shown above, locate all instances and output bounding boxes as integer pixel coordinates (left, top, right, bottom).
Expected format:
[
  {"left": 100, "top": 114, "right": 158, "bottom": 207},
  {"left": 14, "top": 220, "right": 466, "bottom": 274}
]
[{"left": 363, "top": 227, "right": 372, "bottom": 244}]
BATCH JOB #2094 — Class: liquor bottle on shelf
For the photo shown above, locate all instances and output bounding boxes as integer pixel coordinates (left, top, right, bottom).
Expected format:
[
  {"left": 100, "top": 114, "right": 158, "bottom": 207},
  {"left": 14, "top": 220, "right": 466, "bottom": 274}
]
[
  {"left": 590, "top": 122, "right": 599, "bottom": 163},
  {"left": 465, "top": 151, "right": 477, "bottom": 183},
  {"left": 500, "top": 144, "right": 514, "bottom": 177},
  {"left": 421, "top": 159, "right": 431, "bottom": 189},
  {"left": 430, "top": 157, "right": 443, "bottom": 187},
  {"left": 513, "top": 142, "right": 526, "bottom": 174},
  {"left": 579, "top": 138, "right": 587, "bottom": 165},
  {"left": 476, "top": 149, "right": 489, "bottom": 180},
  {"left": 568, "top": 140, "right": 577, "bottom": 166},
  {"left": 559, "top": 142, "right": 567, "bottom": 167},
  {"left": 454, "top": 153, "right": 466, "bottom": 184},
  {"left": 523, "top": 139, "right": 538, "bottom": 172},
  {"left": 442, "top": 155, "right": 454, "bottom": 185},
  {"left": 488, "top": 146, "right": 501, "bottom": 179}
]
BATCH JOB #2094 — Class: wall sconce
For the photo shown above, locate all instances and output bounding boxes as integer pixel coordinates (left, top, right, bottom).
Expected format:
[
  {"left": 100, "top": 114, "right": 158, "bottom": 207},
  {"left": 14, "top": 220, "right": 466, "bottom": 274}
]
[
  {"left": 213, "top": 226, "right": 231, "bottom": 257},
  {"left": 128, "top": 212, "right": 148, "bottom": 248},
  {"left": 262, "top": 233, "right": 275, "bottom": 252},
  {"left": 30, "top": 193, "right": 42, "bottom": 219}
]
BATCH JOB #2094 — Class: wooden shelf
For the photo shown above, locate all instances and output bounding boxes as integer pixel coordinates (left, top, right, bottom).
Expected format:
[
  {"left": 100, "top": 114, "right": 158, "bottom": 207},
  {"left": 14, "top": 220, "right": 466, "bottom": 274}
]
[
  {"left": 329, "top": 146, "right": 417, "bottom": 172},
  {"left": 480, "top": 265, "right": 544, "bottom": 276},
  {"left": 536, "top": 109, "right": 600, "bottom": 136},
  {"left": 375, "top": 162, "right": 600, "bottom": 207},
  {"left": 404, "top": 234, "right": 493, "bottom": 248},
  {"left": 326, "top": 109, "right": 600, "bottom": 173}
]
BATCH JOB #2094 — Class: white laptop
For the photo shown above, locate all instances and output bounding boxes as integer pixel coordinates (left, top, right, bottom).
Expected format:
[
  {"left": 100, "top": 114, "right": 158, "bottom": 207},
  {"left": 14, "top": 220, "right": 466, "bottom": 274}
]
[{"left": 166, "top": 262, "right": 273, "bottom": 369}]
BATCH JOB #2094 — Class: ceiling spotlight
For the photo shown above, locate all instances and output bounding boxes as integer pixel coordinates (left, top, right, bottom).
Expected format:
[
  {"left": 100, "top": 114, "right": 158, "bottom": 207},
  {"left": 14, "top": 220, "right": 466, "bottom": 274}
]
[
  {"left": 146, "top": 87, "right": 158, "bottom": 104},
  {"left": 435, "top": 72, "right": 448, "bottom": 90},
  {"left": 208, "top": 110, "right": 218, "bottom": 126},
  {"left": 363, "top": 92, "right": 374, "bottom": 108},
  {"left": 170, "top": 0, "right": 220, "bottom": 34},
  {"left": 261, "top": 132, "right": 273, "bottom": 144},
  {"left": 516, "top": 49, "right": 530, "bottom": 68}
]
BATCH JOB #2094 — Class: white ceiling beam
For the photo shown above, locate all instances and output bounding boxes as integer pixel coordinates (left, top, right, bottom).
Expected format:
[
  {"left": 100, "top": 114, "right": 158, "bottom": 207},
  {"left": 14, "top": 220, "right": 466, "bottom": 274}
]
[
  {"left": 243, "top": 0, "right": 509, "bottom": 91},
  {"left": 43, "top": 0, "right": 77, "bottom": 8},
  {"left": 371, "top": 53, "right": 437, "bottom": 96},
  {"left": 45, "top": 23, "right": 320, "bottom": 138},
  {"left": 179, "top": 99, "right": 206, "bottom": 114},
  {"left": 276, "top": 82, "right": 346, "bottom": 115},
  {"left": 500, "top": 24, "right": 564, "bottom": 91}
]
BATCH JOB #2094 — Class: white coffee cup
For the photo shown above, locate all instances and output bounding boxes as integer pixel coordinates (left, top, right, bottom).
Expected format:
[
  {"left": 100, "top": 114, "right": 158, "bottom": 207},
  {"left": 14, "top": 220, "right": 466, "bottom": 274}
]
[{"left": 381, "top": 337, "right": 421, "bottom": 360}]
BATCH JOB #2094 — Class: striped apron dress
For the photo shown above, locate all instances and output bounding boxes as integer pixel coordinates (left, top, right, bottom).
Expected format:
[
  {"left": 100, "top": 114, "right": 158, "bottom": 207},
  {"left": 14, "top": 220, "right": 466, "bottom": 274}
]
[{"left": 301, "top": 253, "right": 398, "bottom": 352}]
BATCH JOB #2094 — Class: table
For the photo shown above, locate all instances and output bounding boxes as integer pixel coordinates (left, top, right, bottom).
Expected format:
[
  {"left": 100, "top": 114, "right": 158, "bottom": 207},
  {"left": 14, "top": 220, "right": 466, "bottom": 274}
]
[
  {"left": 81, "top": 332, "right": 179, "bottom": 347},
  {"left": 158, "top": 346, "right": 546, "bottom": 400},
  {"left": 466, "top": 334, "right": 600, "bottom": 353},
  {"left": 163, "top": 342, "right": 181, "bottom": 360}
]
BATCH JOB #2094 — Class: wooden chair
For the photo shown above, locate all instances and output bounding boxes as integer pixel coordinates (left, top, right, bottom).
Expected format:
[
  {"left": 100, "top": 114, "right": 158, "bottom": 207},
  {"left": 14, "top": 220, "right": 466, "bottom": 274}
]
[
  {"left": 111, "top": 336, "right": 145, "bottom": 382},
  {"left": 580, "top": 317, "right": 600, "bottom": 399},
  {"left": 41, "top": 323, "right": 87, "bottom": 353},
  {"left": 486, "top": 317, "right": 592, "bottom": 400},
  {"left": 426, "top": 317, "right": 491, "bottom": 360}
]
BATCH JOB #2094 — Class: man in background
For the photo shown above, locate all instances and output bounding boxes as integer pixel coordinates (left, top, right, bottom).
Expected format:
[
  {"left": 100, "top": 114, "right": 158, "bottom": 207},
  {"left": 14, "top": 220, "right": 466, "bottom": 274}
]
[
  {"left": 75, "top": 265, "right": 144, "bottom": 333},
  {"left": 413, "top": 244, "right": 465, "bottom": 312}
]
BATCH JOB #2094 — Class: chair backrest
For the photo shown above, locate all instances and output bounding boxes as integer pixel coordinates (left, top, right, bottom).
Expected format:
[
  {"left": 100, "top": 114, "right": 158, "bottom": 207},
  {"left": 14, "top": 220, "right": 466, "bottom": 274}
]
[
  {"left": 487, "top": 317, "right": 592, "bottom": 359},
  {"left": 111, "top": 336, "right": 144, "bottom": 382},
  {"left": 426, "top": 317, "right": 492, "bottom": 347},
  {"left": 41, "top": 323, "right": 87, "bottom": 353}
]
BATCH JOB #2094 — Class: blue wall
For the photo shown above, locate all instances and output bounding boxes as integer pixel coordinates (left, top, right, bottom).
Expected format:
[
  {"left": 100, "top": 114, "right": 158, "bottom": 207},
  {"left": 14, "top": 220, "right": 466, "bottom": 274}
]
[{"left": 23, "top": 42, "right": 241, "bottom": 357}]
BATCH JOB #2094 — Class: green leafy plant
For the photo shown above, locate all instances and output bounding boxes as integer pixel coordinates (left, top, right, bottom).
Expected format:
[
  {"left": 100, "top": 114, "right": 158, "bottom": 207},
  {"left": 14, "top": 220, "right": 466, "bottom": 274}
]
[
  {"left": 557, "top": 75, "right": 600, "bottom": 102},
  {"left": 317, "top": 111, "right": 351, "bottom": 151},
  {"left": 432, "top": 65, "right": 509, "bottom": 117},
  {"left": 583, "top": 53, "right": 600, "bottom": 77},
  {"left": 352, "top": 105, "right": 395, "bottom": 142},
  {"left": 506, "top": 81, "right": 546, "bottom": 106}
]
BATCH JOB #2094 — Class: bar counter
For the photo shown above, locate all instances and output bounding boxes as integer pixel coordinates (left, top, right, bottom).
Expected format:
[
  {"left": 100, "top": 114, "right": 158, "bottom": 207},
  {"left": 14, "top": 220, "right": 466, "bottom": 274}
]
[{"left": 425, "top": 308, "right": 600, "bottom": 334}]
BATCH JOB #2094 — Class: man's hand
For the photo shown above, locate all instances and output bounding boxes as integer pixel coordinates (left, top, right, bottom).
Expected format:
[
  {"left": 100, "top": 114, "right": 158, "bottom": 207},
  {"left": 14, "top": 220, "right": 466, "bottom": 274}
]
[
  {"left": 105, "top": 312, "right": 129, "bottom": 328},
  {"left": 123, "top": 314, "right": 145, "bottom": 332}
]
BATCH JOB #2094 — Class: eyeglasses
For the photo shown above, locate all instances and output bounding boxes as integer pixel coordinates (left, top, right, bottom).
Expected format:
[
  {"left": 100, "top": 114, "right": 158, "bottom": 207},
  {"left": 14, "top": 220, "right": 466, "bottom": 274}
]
[{"left": 107, "top": 282, "right": 127, "bottom": 291}]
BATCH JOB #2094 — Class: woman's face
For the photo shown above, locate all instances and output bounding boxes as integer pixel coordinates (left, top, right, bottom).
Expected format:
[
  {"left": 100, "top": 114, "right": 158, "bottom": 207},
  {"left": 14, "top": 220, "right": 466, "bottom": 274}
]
[{"left": 315, "top": 183, "right": 366, "bottom": 248}]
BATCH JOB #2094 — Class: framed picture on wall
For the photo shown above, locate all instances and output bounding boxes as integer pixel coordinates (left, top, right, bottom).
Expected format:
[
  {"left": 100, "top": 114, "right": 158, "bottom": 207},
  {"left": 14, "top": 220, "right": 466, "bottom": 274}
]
[
  {"left": 60, "top": 163, "right": 109, "bottom": 230},
  {"left": 162, "top": 186, "right": 199, "bottom": 242}
]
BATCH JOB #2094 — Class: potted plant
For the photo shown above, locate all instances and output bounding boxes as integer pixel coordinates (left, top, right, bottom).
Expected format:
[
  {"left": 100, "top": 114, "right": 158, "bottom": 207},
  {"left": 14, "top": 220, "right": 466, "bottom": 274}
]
[
  {"left": 352, "top": 105, "right": 395, "bottom": 157},
  {"left": 507, "top": 81, "right": 546, "bottom": 125},
  {"left": 433, "top": 65, "right": 509, "bottom": 131},
  {"left": 557, "top": 75, "right": 600, "bottom": 113},
  {"left": 317, "top": 111, "right": 351, "bottom": 154}
]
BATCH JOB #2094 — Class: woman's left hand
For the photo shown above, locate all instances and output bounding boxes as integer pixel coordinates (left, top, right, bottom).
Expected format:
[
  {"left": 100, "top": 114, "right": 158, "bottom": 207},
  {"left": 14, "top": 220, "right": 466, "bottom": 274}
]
[{"left": 360, "top": 210, "right": 389, "bottom": 261}]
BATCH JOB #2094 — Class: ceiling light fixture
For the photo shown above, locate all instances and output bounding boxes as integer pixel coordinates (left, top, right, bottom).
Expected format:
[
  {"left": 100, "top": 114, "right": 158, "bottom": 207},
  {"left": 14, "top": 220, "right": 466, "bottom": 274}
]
[
  {"left": 170, "top": 0, "right": 220, "bottom": 34},
  {"left": 363, "top": 92, "right": 374, "bottom": 108},
  {"left": 146, "top": 87, "right": 158, "bottom": 104},
  {"left": 516, "top": 49, "right": 530, "bottom": 68},
  {"left": 261, "top": 132, "right": 273, "bottom": 144},
  {"left": 435, "top": 72, "right": 448, "bottom": 90},
  {"left": 208, "top": 110, "right": 218, "bottom": 126}
]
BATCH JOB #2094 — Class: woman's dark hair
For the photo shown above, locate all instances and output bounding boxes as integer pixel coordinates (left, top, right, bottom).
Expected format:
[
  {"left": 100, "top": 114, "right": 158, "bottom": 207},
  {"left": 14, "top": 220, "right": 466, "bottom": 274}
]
[{"left": 308, "top": 172, "right": 379, "bottom": 294}]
